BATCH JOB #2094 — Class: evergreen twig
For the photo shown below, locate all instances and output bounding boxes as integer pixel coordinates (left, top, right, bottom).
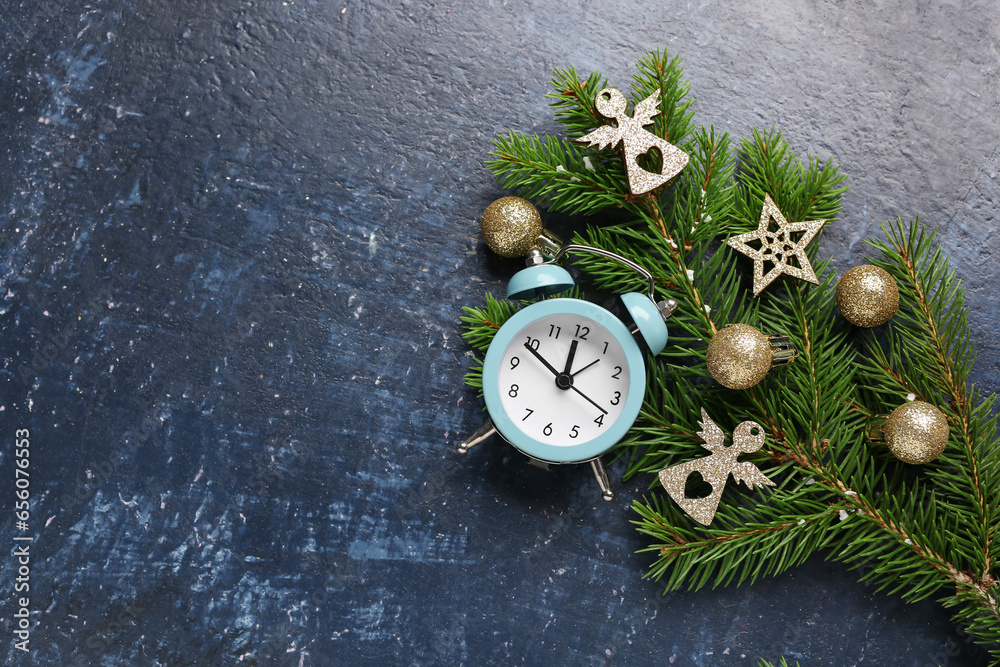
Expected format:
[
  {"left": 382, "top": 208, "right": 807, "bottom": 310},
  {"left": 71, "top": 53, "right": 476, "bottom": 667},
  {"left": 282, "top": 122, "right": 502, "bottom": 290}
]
[{"left": 460, "top": 49, "right": 1000, "bottom": 660}]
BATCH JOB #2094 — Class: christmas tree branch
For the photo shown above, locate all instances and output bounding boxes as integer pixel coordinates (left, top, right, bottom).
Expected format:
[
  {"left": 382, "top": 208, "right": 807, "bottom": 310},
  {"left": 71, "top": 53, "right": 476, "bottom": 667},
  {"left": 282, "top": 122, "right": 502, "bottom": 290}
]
[
  {"left": 547, "top": 67, "right": 608, "bottom": 138},
  {"left": 866, "top": 221, "right": 996, "bottom": 570},
  {"left": 461, "top": 49, "right": 1000, "bottom": 658},
  {"left": 630, "top": 48, "right": 694, "bottom": 146}
]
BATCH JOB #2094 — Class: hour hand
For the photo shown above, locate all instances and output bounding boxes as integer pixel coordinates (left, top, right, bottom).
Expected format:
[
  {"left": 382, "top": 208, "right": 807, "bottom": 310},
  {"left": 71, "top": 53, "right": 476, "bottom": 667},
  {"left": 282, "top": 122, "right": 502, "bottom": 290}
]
[
  {"left": 523, "top": 342, "right": 560, "bottom": 376},
  {"left": 562, "top": 339, "right": 579, "bottom": 375}
]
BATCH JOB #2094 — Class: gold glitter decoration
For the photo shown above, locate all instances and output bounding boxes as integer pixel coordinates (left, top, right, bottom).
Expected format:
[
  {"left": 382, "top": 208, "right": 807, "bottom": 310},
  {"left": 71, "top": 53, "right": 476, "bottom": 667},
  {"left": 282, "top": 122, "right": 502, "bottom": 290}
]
[
  {"left": 576, "top": 88, "right": 689, "bottom": 195},
  {"left": 658, "top": 408, "right": 774, "bottom": 526},
  {"left": 726, "top": 194, "right": 826, "bottom": 296},
  {"left": 480, "top": 196, "right": 543, "bottom": 258},
  {"left": 882, "top": 401, "right": 950, "bottom": 465},
  {"left": 836, "top": 264, "right": 899, "bottom": 327},
  {"left": 706, "top": 324, "right": 773, "bottom": 390}
]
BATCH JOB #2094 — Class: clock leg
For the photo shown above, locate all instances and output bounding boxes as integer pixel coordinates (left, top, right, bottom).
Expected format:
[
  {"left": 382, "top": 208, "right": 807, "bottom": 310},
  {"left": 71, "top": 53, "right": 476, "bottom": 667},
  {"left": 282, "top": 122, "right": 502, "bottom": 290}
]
[
  {"left": 590, "top": 458, "right": 615, "bottom": 501},
  {"left": 457, "top": 420, "right": 497, "bottom": 454}
]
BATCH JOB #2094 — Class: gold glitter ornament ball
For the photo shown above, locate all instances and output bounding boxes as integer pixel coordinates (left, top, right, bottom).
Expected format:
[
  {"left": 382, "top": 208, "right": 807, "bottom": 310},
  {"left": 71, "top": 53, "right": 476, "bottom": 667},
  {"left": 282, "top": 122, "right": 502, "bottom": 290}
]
[
  {"left": 836, "top": 265, "right": 899, "bottom": 327},
  {"left": 706, "top": 324, "right": 773, "bottom": 390},
  {"left": 884, "top": 401, "right": 949, "bottom": 464},
  {"left": 480, "top": 196, "right": 543, "bottom": 258}
]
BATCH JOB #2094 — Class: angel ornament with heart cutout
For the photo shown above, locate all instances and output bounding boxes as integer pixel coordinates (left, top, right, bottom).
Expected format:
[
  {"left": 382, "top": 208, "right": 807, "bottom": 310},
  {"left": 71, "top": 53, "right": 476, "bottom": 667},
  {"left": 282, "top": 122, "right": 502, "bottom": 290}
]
[
  {"left": 576, "top": 87, "right": 690, "bottom": 195},
  {"left": 658, "top": 408, "right": 775, "bottom": 526}
]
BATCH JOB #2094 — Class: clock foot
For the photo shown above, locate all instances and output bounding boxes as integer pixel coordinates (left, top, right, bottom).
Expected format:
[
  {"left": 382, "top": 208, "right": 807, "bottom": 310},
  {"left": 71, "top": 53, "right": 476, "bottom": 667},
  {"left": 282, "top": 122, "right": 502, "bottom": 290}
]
[
  {"left": 457, "top": 421, "right": 497, "bottom": 454},
  {"left": 590, "top": 458, "right": 615, "bottom": 501},
  {"left": 527, "top": 457, "right": 551, "bottom": 470}
]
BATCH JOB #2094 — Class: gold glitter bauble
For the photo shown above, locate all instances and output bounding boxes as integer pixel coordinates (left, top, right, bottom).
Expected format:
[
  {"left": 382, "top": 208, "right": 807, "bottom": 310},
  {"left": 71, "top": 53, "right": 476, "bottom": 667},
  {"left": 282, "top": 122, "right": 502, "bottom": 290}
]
[
  {"left": 836, "top": 265, "right": 899, "bottom": 327},
  {"left": 884, "top": 401, "right": 949, "bottom": 464},
  {"left": 706, "top": 324, "right": 773, "bottom": 390},
  {"left": 480, "top": 196, "right": 542, "bottom": 258}
]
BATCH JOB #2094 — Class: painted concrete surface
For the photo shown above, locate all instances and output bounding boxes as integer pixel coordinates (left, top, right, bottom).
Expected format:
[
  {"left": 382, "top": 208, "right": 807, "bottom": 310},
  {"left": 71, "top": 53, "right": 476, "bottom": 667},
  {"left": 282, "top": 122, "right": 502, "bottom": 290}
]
[{"left": 0, "top": 1, "right": 997, "bottom": 665}]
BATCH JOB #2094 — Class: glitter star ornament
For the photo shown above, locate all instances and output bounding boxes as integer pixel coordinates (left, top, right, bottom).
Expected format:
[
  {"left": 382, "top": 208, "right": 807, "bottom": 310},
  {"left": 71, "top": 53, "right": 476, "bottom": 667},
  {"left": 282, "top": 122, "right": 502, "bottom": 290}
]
[
  {"left": 658, "top": 408, "right": 774, "bottom": 526},
  {"left": 727, "top": 194, "right": 826, "bottom": 296},
  {"left": 576, "top": 88, "right": 689, "bottom": 195}
]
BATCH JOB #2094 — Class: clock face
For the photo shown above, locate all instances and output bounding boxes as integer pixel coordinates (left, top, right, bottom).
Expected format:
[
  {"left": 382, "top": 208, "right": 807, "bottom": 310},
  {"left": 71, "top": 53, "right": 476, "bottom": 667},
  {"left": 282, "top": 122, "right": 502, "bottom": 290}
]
[{"left": 482, "top": 298, "right": 645, "bottom": 463}]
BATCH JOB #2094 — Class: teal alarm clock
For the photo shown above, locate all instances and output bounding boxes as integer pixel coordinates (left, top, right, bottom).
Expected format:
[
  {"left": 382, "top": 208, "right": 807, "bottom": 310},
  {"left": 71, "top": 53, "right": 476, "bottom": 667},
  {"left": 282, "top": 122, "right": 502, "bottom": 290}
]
[{"left": 459, "top": 230, "right": 676, "bottom": 500}]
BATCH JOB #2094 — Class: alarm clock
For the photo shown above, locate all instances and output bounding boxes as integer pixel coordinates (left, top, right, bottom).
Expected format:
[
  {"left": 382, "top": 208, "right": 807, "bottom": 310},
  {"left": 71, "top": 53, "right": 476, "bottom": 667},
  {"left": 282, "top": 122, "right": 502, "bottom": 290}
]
[{"left": 459, "top": 240, "right": 676, "bottom": 501}]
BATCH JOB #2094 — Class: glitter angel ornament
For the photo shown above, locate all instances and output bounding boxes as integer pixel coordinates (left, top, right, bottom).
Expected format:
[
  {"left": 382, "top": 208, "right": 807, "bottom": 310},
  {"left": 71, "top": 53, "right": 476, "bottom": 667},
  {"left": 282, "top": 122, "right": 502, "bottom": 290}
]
[
  {"left": 576, "top": 88, "right": 689, "bottom": 195},
  {"left": 658, "top": 408, "right": 775, "bottom": 525}
]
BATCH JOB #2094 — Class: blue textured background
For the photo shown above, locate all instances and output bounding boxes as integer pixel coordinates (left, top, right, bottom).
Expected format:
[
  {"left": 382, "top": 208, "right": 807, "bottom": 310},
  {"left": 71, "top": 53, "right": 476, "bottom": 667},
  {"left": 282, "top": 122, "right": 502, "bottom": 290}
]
[{"left": 1, "top": 1, "right": 997, "bottom": 665}]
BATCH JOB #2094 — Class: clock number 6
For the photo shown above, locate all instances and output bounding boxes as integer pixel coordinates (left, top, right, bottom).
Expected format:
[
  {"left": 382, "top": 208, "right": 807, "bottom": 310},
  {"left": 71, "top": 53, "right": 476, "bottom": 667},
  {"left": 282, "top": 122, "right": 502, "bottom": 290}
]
[{"left": 543, "top": 423, "right": 553, "bottom": 436}]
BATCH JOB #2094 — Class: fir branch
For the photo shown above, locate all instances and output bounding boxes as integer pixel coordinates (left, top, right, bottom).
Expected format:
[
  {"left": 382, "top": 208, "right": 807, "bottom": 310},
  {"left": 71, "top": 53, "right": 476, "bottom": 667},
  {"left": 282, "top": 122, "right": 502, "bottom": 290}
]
[
  {"left": 633, "top": 491, "right": 847, "bottom": 590},
  {"left": 630, "top": 48, "right": 695, "bottom": 147},
  {"left": 735, "top": 128, "right": 848, "bottom": 231},
  {"left": 487, "top": 132, "right": 626, "bottom": 214},
  {"left": 460, "top": 293, "right": 518, "bottom": 352},
  {"left": 546, "top": 67, "right": 608, "bottom": 138},
  {"left": 758, "top": 659, "right": 798, "bottom": 667},
  {"left": 461, "top": 49, "right": 1000, "bottom": 658}
]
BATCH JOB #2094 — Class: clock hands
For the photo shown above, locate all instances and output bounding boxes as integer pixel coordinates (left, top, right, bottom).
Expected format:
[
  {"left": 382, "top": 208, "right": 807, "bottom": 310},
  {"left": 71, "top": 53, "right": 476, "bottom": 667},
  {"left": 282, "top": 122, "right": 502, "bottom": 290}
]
[
  {"left": 570, "top": 358, "right": 599, "bottom": 377},
  {"left": 522, "top": 341, "right": 561, "bottom": 376},
  {"left": 569, "top": 384, "right": 608, "bottom": 415},
  {"left": 562, "top": 339, "right": 579, "bottom": 375},
  {"left": 522, "top": 341, "right": 608, "bottom": 415}
]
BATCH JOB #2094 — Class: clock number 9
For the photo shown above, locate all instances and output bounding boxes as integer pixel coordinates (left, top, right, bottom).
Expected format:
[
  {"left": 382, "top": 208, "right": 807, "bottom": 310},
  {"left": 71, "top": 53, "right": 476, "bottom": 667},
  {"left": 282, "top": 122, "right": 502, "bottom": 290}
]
[{"left": 509, "top": 356, "right": 520, "bottom": 370}]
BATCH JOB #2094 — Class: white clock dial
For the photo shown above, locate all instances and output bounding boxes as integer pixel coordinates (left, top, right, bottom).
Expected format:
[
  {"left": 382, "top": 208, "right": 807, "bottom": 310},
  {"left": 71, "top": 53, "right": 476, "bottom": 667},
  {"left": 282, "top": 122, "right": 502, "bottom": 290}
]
[{"left": 495, "top": 313, "right": 631, "bottom": 447}]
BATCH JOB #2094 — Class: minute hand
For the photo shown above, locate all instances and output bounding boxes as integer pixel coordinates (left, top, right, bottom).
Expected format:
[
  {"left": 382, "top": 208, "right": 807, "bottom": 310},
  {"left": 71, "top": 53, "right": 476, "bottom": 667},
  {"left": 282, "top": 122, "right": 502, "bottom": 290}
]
[{"left": 570, "top": 385, "right": 608, "bottom": 415}]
